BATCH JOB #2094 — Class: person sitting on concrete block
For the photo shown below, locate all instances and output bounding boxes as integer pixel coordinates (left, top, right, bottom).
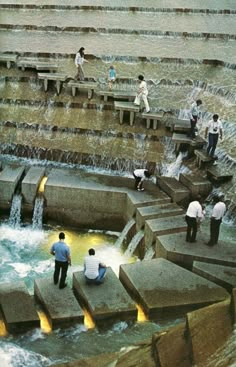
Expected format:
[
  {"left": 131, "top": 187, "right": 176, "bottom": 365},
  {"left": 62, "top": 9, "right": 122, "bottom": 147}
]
[{"left": 84, "top": 248, "right": 107, "bottom": 285}]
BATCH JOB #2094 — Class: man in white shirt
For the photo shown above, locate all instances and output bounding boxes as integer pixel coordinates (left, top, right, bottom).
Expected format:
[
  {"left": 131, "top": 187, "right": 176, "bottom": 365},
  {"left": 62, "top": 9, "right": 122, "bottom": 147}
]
[
  {"left": 189, "top": 99, "right": 202, "bottom": 139},
  {"left": 84, "top": 248, "right": 107, "bottom": 285},
  {"left": 185, "top": 196, "right": 203, "bottom": 243},
  {"left": 133, "top": 168, "right": 151, "bottom": 191},
  {"left": 134, "top": 75, "right": 150, "bottom": 113},
  {"left": 205, "top": 114, "right": 223, "bottom": 164},
  {"left": 207, "top": 195, "right": 226, "bottom": 246}
]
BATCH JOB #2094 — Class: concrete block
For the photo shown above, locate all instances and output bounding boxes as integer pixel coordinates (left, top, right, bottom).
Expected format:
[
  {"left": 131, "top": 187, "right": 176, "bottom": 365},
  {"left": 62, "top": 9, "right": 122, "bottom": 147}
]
[
  {"left": 179, "top": 173, "right": 212, "bottom": 197},
  {"left": 157, "top": 176, "right": 190, "bottom": 203},
  {"left": 0, "top": 165, "right": 25, "bottom": 202},
  {"left": 22, "top": 166, "right": 46, "bottom": 204},
  {"left": 34, "top": 277, "right": 83, "bottom": 328},
  {"left": 232, "top": 288, "right": 236, "bottom": 323},
  {"left": 73, "top": 268, "right": 136, "bottom": 324},
  {"left": 0, "top": 281, "right": 39, "bottom": 333},
  {"left": 119, "top": 258, "right": 228, "bottom": 320}
]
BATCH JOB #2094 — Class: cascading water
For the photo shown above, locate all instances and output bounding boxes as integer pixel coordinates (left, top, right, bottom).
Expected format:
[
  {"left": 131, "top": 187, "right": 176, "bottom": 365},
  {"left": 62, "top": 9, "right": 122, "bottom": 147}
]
[
  {"left": 32, "top": 196, "right": 44, "bottom": 229},
  {"left": 8, "top": 194, "right": 22, "bottom": 228},
  {"left": 115, "top": 218, "right": 135, "bottom": 248},
  {"left": 124, "top": 231, "right": 144, "bottom": 257}
]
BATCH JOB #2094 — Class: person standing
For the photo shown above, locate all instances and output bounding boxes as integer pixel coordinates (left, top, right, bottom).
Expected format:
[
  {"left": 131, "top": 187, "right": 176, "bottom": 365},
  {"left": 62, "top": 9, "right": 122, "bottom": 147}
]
[
  {"left": 185, "top": 196, "right": 203, "bottom": 243},
  {"left": 134, "top": 75, "right": 150, "bottom": 113},
  {"left": 74, "top": 47, "right": 89, "bottom": 81},
  {"left": 50, "top": 232, "right": 71, "bottom": 289},
  {"left": 133, "top": 168, "right": 151, "bottom": 191},
  {"left": 189, "top": 99, "right": 202, "bottom": 139},
  {"left": 205, "top": 114, "right": 223, "bottom": 164},
  {"left": 207, "top": 195, "right": 226, "bottom": 246},
  {"left": 108, "top": 65, "right": 116, "bottom": 90},
  {"left": 84, "top": 248, "right": 107, "bottom": 285}
]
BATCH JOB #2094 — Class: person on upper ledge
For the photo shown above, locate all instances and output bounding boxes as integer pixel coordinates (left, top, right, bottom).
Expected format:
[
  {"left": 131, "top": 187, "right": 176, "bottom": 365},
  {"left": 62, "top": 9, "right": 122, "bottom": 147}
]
[
  {"left": 205, "top": 114, "right": 223, "bottom": 165},
  {"left": 185, "top": 195, "right": 203, "bottom": 243},
  {"left": 74, "top": 47, "right": 89, "bottom": 82},
  {"left": 133, "top": 168, "right": 151, "bottom": 191},
  {"left": 189, "top": 99, "right": 202, "bottom": 140},
  {"left": 134, "top": 75, "right": 150, "bottom": 113}
]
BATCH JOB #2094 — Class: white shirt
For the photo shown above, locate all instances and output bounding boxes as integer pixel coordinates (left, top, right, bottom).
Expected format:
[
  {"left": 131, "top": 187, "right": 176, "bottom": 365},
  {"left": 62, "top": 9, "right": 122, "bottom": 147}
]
[
  {"left": 207, "top": 119, "right": 223, "bottom": 134},
  {"left": 75, "top": 53, "right": 85, "bottom": 66},
  {"left": 190, "top": 102, "right": 201, "bottom": 119},
  {"left": 186, "top": 201, "right": 203, "bottom": 219},
  {"left": 212, "top": 202, "right": 226, "bottom": 220},
  {"left": 138, "top": 80, "right": 148, "bottom": 96},
  {"left": 134, "top": 169, "right": 147, "bottom": 182},
  {"left": 84, "top": 255, "right": 100, "bottom": 279}
]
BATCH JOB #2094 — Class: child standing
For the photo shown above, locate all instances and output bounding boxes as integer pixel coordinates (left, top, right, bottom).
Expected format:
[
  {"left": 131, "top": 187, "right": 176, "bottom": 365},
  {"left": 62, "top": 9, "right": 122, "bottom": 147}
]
[{"left": 108, "top": 65, "right": 116, "bottom": 90}]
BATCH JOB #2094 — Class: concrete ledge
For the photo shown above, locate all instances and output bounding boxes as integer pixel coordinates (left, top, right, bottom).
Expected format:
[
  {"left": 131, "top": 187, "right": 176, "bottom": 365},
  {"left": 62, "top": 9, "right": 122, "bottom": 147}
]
[
  {"left": 34, "top": 277, "right": 83, "bottom": 328},
  {"left": 207, "top": 166, "right": 234, "bottom": 183},
  {"left": 155, "top": 232, "right": 236, "bottom": 268},
  {"left": 0, "top": 53, "right": 18, "bottom": 69},
  {"left": 73, "top": 268, "right": 137, "bottom": 324},
  {"left": 179, "top": 173, "right": 212, "bottom": 197},
  {"left": 172, "top": 119, "right": 190, "bottom": 133},
  {"left": 194, "top": 149, "right": 212, "bottom": 168},
  {"left": 0, "top": 281, "right": 39, "bottom": 333},
  {"left": 157, "top": 176, "right": 190, "bottom": 203},
  {"left": 0, "top": 165, "right": 25, "bottom": 202},
  {"left": 22, "top": 166, "right": 46, "bottom": 204},
  {"left": 232, "top": 288, "right": 236, "bottom": 323},
  {"left": 119, "top": 258, "right": 229, "bottom": 320},
  {"left": 193, "top": 261, "right": 236, "bottom": 292},
  {"left": 114, "top": 101, "right": 139, "bottom": 125}
]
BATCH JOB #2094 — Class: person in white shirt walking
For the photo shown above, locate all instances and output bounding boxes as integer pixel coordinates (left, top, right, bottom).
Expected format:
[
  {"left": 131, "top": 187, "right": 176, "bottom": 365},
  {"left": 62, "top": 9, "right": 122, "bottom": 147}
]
[
  {"left": 84, "top": 248, "right": 107, "bottom": 285},
  {"left": 205, "top": 114, "right": 223, "bottom": 164},
  {"left": 74, "top": 47, "right": 89, "bottom": 81},
  {"left": 185, "top": 196, "right": 203, "bottom": 243},
  {"left": 189, "top": 99, "right": 202, "bottom": 139},
  {"left": 133, "top": 168, "right": 151, "bottom": 191},
  {"left": 134, "top": 75, "right": 150, "bottom": 113},
  {"left": 207, "top": 195, "right": 226, "bottom": 246}
]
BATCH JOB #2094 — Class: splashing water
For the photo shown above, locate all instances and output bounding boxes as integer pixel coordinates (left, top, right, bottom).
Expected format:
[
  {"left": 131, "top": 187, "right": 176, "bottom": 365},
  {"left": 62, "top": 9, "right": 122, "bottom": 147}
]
[
  {"left": 8, "top": 195, "right": 22, "bottom": 228},
  {"left": 115, "top": 219, "right": 135, "bottom": 248},
  {"left": 124, "top": 231, "right": 144, "bottom": 257},
  {"left": 32, "top": 197, "right": 44, "bottom": 229}
]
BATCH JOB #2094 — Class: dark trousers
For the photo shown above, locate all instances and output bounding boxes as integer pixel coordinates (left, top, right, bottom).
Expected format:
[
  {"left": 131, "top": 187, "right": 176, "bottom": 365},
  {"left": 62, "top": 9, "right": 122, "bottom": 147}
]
[
  {"left": 207, "top": 133, "right": 219, "bottom": 157},
  {"left": 54, "top": 260, "right": 68, "bottom": 288},
  {"left": 133, "top": 173, "right": 143, "bottom": 189},
  {"left": 209, "top": 218, "right": 222, "bottom": 245},
  {"left": 190, "top": 116, "right": 198, "bottom": 139},
  {"left": 185, "top": 215, "right": 198, "bottom": 242}
]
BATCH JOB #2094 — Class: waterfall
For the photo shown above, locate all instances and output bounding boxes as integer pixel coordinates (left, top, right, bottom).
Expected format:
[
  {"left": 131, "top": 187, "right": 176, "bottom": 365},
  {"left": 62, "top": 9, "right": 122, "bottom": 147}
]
[
  {"left": 124, "top": 231, "right": 144, "bottom": 257},
  {"left": 8, "top": 194, "right": 22, "bottom": 228},
  {"left": 32, "top": 196, "right": 44, "bottom": 229},
  {"left": 115, "top": 218, "right": 135, "bottom": 248},
  {"left": 143, "top": 246, "right": 155, "bottom": 260}
]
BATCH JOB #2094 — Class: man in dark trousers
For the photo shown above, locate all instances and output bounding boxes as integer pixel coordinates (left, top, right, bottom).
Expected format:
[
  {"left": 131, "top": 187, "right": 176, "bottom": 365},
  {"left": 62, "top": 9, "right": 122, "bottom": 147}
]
[
  {"left": 189, "top": 99, "right": 202, "bottom": 139},
  {"left": 50, "top": 232, "right": 71, "bottom": 289},
  {"left": 207, "top": 195, "right": 226, "bottom": 246},
  {"left": 185, "top": 195, "right": 203, "bottom": 243}
]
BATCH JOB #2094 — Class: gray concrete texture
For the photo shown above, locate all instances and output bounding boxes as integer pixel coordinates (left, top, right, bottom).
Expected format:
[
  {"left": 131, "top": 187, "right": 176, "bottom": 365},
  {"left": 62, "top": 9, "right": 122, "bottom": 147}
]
[
  {"left": 21, "top": 166, "right": 46, "bottom": 204},
  {"left": 179, "top": 173, "right": 212, "bottom": 197},
  {"left": 0, "top": 165, "right": 25, "bottom": 202},
  {"left": 157, "top": 176, "right": 190, "bottom": 203}
]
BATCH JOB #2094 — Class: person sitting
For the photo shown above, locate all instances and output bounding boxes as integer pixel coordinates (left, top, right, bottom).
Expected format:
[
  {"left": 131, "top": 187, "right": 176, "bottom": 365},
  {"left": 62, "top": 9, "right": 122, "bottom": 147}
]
[{"left": 84, "top": 248, "right": 107, "bottom": 285}]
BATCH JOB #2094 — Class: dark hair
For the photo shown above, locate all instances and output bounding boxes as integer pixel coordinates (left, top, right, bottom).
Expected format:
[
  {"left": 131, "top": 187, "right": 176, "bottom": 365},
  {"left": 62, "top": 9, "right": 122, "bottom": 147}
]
[
  {"left": 144, "top": 170, "right": 151, "bottom": 178},
  {"left": 78, "top": 47, "right": 85, "bottom": 57},
  {"left": 59, "top": 232, "right": 65, "bottom": 240},
  {"left": 196, "top": 99, "right": 202, "bottom": 105},
  {"left": 88, "top": 248, "right": 95, "bottom": 255},
  {"left": 213, "top": 114, "right": 219, "bottom": 121},
  {"left": 138, "top": 75, "right": 144, "bottom": 81}
]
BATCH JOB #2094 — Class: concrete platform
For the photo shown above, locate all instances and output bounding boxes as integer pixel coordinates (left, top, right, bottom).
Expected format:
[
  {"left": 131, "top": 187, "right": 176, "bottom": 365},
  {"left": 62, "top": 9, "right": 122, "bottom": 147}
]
[
  {"left": 0, "top": 281, "right": 39, "bottom": 333},
  {"left": 0, "top": 164, "right": 25, "bottom": 202},
  {"left": 114, "top": 101, "right": 139, "bottom": 126},
  {"left": 207, "top": 166, "right": 234, "bottom": 183},
  {"left": 0, "top": 53, "right": 18, "bottom": 69},
  {"left": 141, "top": 112, "right": 164, "bottom": 130},
  {"left": 172, "top": 119, "right": 191, "bottom": 133},
  {"left": 22, "top": 166, "right": 46, "bottom": 204},
  {"left": 179, "top": 173, "right": 212, "bottom": 197},
  {"left": 172, "top": 133, "right": 205, "bottom": 153},
  {"left": 145, "top": 215, "right": 186, "bottom": 247},
  {"left": 37, "top": 72, "right": 68, "bottom": 94},
  {"left": 194, "top": 149, "right": 212, "bottom": 168},
  {"left": 136, "top": 202, "right": 184, "bottom": 230},
  {"left": 119, "top": 258, "right": 228, "bottom": 320},
  {"left": 155, "top": 232, "right": 236, "bottom": 268},
  {"left": 157, "top": 176, "right": 190, "bottom": 203},
  {"left": 67, "top": 80, "right": 98, "bottom": 99},
  {"left": 73, "top": 268, "right": 137, "bottom": 324},
  {"left": 193, "top": 261, "right": 236, "bottom": 292},
  {"left": 34, "top": 277, "right": 83, "bottom": 328}
]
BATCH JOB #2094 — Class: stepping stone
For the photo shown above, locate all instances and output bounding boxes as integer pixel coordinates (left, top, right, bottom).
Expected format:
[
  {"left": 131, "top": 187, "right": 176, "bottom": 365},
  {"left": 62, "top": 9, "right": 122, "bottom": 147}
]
[
  {"left": 172, "top": 119, "right": 190, "bottom": 133},
  {"left": 136, "top": 203, "right": 184, "bottom": 230},
  {"left": 22, "top": 166, "right": 46, "bottom": 204},
  {"left": 34, "top": 277, "right": 83, "bottom": 328},
  {"left": 194, "top": 149, "right": 212, "bottom": 168},
  {"left": 0, "top": 164, "right": 25, "bottom": 202},
  {"left": 73, "top": 267, "right": 136, "bottom": 324},
  {"left": 114, "top": 101, "right": 139, "bottom": 126},
  {"left": 145, "top": 215, "right": 186, "bottom": 247},
  {"left": 157, "top": 176, "right": 190, "bottom": 203},
  {"left": 0, "top": 53, "right": 18, "bottom": 69},
  {"left": 172, "top": 133, "right": 205, "bottom": 153},
  {"left": 127, "top": 190, "right": 171, "bottom": 218},
  {"left": 0, "top": 281, "right": 39, "bottom": 333},
  {"left": 155, "top": 232, "right": 236, "bottom": 268},
  {"left": 119, "top": 258, "right": 229, "bottom": 320},
  {"left": 179, "top": 173, "right": 212, "bottom": 197},
  {"left": 207, "top": 166, "right": 233, "bottom": 183},
  {"left": 193, "top": 261, "right": 236, "bottom": 292}
]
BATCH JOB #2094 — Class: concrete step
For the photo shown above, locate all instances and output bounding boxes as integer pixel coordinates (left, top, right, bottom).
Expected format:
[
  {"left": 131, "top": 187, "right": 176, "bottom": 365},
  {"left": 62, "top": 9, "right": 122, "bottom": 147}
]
[
  {"left": 172, "top": 119, "right": 190, "bottom": 133},
  {"left": 207, "top": 166, "right": 234, "bottom": 183},
  {"left": 179, "top": 173, "right": 212, "bottom": 198},
  {"left": 0, "top": 281, "right": 39, "bottom": 333},
  {"left": 34, "top": 277, "right": 83, "bottom": 328},
  {"left": 119, "top": 258, "right": 229, "bottom": 320},
  {"left": 157, "top": 176, "right": 190, "bottom": 203},
  {"left": 73, "top": 267, "right": 137, "bottom": 325},
  {"left": 22, "top": 166, "right": 46, "bottom": 204},
  {"left": 0, "top": 164, "right": 25, "bottom": 202}
]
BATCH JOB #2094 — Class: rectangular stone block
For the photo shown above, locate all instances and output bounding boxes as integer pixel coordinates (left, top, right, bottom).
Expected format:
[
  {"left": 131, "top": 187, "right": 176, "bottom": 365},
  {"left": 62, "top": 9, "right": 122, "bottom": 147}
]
[
  {"left": 73, "top": 268, "right": 137, "bottom": 324},
  {"left": 22, "top": 166, "right": 46, "bottom": 204},
  {"left": 0, "top": 281, "right": 39, "bottom": 333},
  {"left": 157, "top": 176, "right": 190, "bottom": 203},
  {"left": 0, "top": 165, "right": 25, "bottom": 202},
  {"left": 179, "top": 173, "right": 212, "bottom": 197},
  {"left": 34, "top": 277, "right": 83, "bottom": 328}
]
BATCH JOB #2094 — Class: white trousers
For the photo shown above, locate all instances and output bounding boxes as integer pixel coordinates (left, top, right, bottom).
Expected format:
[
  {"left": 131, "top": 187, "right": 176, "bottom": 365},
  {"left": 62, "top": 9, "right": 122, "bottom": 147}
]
[{"left": 134, "top": 93, "right": 150, "bottom": 112}]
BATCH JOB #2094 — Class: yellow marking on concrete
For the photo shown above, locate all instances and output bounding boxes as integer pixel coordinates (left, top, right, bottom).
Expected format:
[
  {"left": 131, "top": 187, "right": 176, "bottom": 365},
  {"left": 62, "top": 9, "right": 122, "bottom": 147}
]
[
  {"left": 38, "top": 176, "right": 48, "bottom": 193},
  {"left": 37, "top": 310, "right": 52, "bottom": 333},
  {"left": 83, "top": 308, "right": 95, "bottom": 329},
  {"left": 136, "top": 304, "right": 148, "bottom": 322}
]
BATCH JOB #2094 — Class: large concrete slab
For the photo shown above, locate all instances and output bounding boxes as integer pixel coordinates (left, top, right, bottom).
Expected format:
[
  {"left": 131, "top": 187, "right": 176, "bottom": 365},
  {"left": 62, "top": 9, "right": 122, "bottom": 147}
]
[
  {"left": 136, "top": 203, "right": 184, "bottom": 230},
  {"left": 172, "top": 119, "right": 190, "bottom": 133},
  {"left": 207, "top": 166, "right": 234, "bottom": 183},
  {"left": 179, "top": 173, "right": 212, "bottom": 197},
  {"left": 0, "top": 281, "right": 39, "bottom": 333},
  {"left": 155, "top": 232, "right": 236, "bottom": 268},
  {"left": 157, "top": 176, "right": 190, "bottom": 203},
  {"left": 22, "top": 166, "right": 46, "bottom": 204},
  {"left": 119, "top": 258, "right": 228, "bottom": 320},
  {"left": 145, "top": 215, "right": 186, "bottom": 247},
  {"left": 34, "top": 277, "right": 83, "bottom": 328},
  {"left": 0, "top": 165, "right": 25, "bottom": 202},
  {"left": 73, "top": 267, "right": 137, "bottom": 324},
  {"left": 193, "top": 261, "right": 236, "bottom": 292}
]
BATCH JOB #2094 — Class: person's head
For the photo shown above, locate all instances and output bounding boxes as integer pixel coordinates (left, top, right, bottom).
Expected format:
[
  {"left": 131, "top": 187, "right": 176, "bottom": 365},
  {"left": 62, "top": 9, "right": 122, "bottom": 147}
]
[
  {"left": 195, "top": 194, "right": 202, "bottom": 203},
  {"left": 79, "top": 47, "right": 85, "bottom": 56},
  {"left": 88, "top": 248, "right": 95, "bottom": 256},
  {"left": 138, "top": 75, "right": 144, "bottom": 82},
  {"left": 59, "top": 232, "right": 65, "bottom": 240},
  {"left": 144, "top": 170, "right": 151, "bottom": 178},
  {"left": 196, "top": 99, "right": 202, "bottom": 106},
  {"left": 109, "top": 65, "right": 114, "bottom": 70},
  {"left": 213, "top": 114, "right": 219, "bottom": 122}
]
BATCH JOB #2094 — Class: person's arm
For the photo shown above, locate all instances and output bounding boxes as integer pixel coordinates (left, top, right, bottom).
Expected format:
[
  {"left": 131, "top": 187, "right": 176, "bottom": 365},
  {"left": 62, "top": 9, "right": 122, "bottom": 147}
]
[
  {"left": 204, "top": 126, "right": 208, "bottom": 139},
  {"left": 219, "top": 127, "right": 223, "bottom": 140},
  {"left": 99, "top": 261, "right": 106, "bottom": 268},
  {"left": 50, "top": 246, "right": 55, "bottom": 256}
]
